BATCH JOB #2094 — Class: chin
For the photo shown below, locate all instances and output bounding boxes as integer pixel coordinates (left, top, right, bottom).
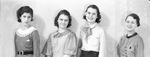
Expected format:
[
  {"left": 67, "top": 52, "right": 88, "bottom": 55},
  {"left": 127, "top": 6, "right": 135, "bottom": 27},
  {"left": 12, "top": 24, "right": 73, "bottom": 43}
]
[
  {"left": 60, "top": 26, "right": 67, "bottom": 29},
  {"left": 88, "top": 19, "right": 93, "bottom": 21},
  {"left": 127, "top": 29, "right": 134, "bottom": 32}
]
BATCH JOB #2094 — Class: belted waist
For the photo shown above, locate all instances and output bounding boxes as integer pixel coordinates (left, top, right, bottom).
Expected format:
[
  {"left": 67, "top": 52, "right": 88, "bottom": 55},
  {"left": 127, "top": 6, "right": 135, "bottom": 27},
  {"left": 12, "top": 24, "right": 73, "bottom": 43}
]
[{"left": 17, "top": 51, "right": 33, "bottom": 55}]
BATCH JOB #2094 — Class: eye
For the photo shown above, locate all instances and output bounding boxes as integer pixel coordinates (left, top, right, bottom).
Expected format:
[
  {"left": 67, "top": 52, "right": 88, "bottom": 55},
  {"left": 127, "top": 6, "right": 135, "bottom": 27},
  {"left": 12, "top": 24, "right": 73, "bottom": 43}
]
[
  {"left": 126, "top": 21, "right": 130, "bottom": 23},
  {"left": 60, "top": 19, "right": 63, "bottom": 21},
  {"left": 28, "top": 16, "right": 31, "bottom": 19},
  {"left": 64, "top": 19, "right": 68, "bottom": 22},
  {"left": 131, "top": 22, "right": 134, "bottom": 24},
  {"left": 87, "top": 12, "right": 91, "bottom": 14},
  {"left": 23, "top": 16, "right": 26, "bottom": 18},
  {"left": 93, "top": 13, "right": 96, "bottom": 15}
]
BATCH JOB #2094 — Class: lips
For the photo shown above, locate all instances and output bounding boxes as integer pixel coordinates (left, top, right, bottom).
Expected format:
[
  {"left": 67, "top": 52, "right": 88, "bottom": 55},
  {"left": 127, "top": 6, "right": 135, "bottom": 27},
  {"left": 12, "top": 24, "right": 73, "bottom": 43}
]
[
  {"left": 25, "top": 22, "right": 28, "bottom": 23},
  {"left": 127, "top": 25, "right": 132, "bottom": 29},
  {"left": 87, "top": 17, "right": 93, "bottom": 20},
  {"left": 60, "top": 23, "right": 67, "bottom": 26}
]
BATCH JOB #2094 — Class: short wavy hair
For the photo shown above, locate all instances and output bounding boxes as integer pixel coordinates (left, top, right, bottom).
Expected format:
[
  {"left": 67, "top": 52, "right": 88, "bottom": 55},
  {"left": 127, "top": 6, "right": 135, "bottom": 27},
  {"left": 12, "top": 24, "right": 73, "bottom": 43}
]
[
  {"left": 125, "top": 13, "right": 140, "bottom": 27},
  {"left": 16, "top": 6, "right": 33, "bottom": 22},
  {"left": 54, "top": 9, "right": 72, "bottom": 28},
  {"left": 83, "top": 4, "right": 101, "bottom": 23}
]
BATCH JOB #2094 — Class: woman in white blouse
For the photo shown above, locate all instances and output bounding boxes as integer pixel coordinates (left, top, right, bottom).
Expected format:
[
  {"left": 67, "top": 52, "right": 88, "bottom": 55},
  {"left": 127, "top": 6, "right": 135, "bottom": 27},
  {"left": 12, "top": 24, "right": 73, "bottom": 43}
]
[{"left": 78, "top": 4, "right": 106, "bottom": 57}]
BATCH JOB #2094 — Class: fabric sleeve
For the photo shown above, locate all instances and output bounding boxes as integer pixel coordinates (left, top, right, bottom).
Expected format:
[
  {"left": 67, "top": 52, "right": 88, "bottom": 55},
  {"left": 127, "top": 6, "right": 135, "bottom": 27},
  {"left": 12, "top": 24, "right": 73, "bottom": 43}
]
[
  {"left": 42, "top": 34, "right": 53, "bottom": 56},
  {"left": 117, "top": 37, "right": 124, "bottom": 57},
  {"left": 78, "top": 29, "right": 83, "bottom": 49},
  {"left": 136, "top": 37, "right": 144, "bottom": 57},
  {"left": 14, "top": 33, "right": 17, "bottom": 56},
  {"left": 117, "top": 44, "right": 120, "bottom": 57},
  {"left": 99, "top": 29, "right": 106, "bottom": 57},
  {"left": 33, "top": 30, "right": 40, "bottom": 57},
  {"left": 76, "top": 28, "right": 83, "bottom": 57},
  {"left": 64, "top": 32, "right": 77, "bottom": 56}
]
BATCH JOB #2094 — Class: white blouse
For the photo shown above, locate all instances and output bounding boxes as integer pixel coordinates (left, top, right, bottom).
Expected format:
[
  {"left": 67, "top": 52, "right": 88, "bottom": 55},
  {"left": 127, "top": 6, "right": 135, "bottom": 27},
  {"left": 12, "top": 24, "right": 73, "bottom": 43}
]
[{"left": 79, "top": 23, "right": 106, "bottom": 57}]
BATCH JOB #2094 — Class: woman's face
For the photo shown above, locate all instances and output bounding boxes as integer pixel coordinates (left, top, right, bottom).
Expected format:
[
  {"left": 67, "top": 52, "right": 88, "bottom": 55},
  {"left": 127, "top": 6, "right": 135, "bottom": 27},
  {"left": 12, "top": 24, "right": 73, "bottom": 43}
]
[
  {"left": 125, "top": 16, "right": 137, "bottom": 32},
  {"left": 57, "top": 14, "right": 69, "bottom": 29},
  {"left": 85, "top": 7, "right": 97, "bottom": 23},
  {"left": 20, "top": 12, "right": 32, "bottom": 25}
]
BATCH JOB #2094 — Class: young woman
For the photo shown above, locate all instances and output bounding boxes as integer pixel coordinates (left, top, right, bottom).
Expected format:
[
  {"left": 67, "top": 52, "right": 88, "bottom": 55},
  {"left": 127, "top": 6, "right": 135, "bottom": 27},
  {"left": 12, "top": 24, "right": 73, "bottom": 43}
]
[
  {"left": 117, "top": 13, "right": 144, "bottom": 57},
  {"left": 42, "top": 9, "right": 77, "bottom": 57},
  {"left": 14, "top": 6, "right": 40, "bottom": 57},
  {"left": 78, "top": 4, "right": 106, "bottom": 57}
]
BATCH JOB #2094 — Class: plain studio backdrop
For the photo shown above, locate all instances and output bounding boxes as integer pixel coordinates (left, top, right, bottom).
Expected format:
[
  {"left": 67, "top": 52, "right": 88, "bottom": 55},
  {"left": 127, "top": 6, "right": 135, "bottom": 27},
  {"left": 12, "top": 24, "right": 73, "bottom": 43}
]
[{"left": 0, "top": 0, "right": 150, "bottom": 57}]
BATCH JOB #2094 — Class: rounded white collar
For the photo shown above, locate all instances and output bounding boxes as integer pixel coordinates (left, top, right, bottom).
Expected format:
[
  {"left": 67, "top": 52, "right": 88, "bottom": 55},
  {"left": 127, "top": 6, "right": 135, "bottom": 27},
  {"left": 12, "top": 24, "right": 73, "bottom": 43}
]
[{"left": 16, "top": 26, "right": 36, "bottom": 37}]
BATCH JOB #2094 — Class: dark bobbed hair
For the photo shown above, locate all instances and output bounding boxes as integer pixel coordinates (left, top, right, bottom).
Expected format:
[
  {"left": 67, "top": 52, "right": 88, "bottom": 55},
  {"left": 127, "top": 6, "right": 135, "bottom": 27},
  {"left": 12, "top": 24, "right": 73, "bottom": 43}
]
[
  {"left": 54, "top": 9, "right": 72, "bottom": 28},
  {"left": 125, "top": 13, "right": 140, "bottom": 27},
  {"left": 83, "top": 4, "right": 101, "bottom": 23},
  {"left": 16, "top": 6, "right": 33, "bottom": 22}
]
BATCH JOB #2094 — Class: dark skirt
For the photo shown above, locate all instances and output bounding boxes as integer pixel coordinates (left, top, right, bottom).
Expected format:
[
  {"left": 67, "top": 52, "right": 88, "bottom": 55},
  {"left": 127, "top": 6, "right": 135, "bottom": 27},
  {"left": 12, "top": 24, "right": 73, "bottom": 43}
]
[{"left": 80, "top": 50, "right": 99, "bottom": 57}]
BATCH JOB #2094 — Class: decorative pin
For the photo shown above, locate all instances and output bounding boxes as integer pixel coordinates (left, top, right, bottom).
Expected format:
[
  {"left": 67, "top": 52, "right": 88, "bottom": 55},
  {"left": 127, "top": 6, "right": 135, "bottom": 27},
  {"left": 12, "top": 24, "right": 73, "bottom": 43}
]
[{"left": 26, "top": 39, "right": 30, "bottom": 41}]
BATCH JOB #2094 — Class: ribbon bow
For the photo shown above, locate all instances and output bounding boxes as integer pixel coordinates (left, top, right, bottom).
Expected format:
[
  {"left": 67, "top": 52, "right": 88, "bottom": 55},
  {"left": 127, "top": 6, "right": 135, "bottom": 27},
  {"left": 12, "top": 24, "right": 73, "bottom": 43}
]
[
  {"left": 53, "top": 30, "right": 69, "bottom": 38},
  {"left": 82, "top": 27, "right": 92, "bottom": 43},
  {"left": 53, "top": 33, "right": 62, "bottom": 38}
]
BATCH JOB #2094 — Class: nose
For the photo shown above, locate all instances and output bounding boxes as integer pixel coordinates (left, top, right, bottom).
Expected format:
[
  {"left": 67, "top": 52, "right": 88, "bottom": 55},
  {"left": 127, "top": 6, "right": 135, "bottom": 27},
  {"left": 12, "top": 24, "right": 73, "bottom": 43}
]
[
  {"left": 127, "top": 22, "right": 132, "bottom": 26},
  {"left": 89, "top": 14, "right": 92, "bottom": 17},
  {"left": 24, "top": 17, "right": 30, "bottom": 22},
  {"left": 61, "top": 20, "right": 65, "bottom": 23}
]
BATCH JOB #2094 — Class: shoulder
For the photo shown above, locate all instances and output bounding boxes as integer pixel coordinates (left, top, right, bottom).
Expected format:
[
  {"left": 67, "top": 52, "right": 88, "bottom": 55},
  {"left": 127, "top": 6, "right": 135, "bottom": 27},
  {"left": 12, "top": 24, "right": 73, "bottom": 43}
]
[
  {"left": 15, "top": 27, "right": 20, "bottom": 34},
  {"left": 95, "top": 25, "right": 105, "bottom": 33},
  {"left": 134, "top": 34, "right": 144, "bottom": 42},
  {"left": 50, "top": 30, "right": 58, "bottom": 36},
  {"left": 32, "top": 29, "right": 38, "bottom": 34},
  {"left": 67, "top": 29, "right": 77, "bottom": 38},
  {"left": 118, "top": 35, "right": 126, "bottom": 44},
  {"left": 118, "top": 34, "right": 126, "bottom": 42},
  {"left": 121, "top": 35, "right": 126, "bottom": 40},
  {"left": 68, "top": 29, "right": 76, "bottom": 36},
  {"left": 14, "top": 28, "right": 18, "bottom": 35},
  {"left": 30, "top": 27, "right": 39, "bottom": 34},
  {"left": 96, "top": 25, "right": 104, "bottom": 30}
]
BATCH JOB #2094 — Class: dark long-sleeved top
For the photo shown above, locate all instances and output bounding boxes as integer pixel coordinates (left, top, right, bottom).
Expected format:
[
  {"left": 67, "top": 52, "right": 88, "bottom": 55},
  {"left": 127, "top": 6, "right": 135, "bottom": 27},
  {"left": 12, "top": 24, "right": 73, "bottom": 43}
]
[{"left": 14, "top": 27, "right": 40, "bottom": 57}]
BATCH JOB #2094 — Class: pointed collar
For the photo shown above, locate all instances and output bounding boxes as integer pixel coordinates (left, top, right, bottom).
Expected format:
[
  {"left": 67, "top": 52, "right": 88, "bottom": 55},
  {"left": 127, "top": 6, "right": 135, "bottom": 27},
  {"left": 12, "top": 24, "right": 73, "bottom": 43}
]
[
  {"left": 89, "top": 23, "right": 97, "bottom": 29},
  {"left": 53, "top": 29, "right": 70, "bottom": 38},
  {"left": 84, "top": 23, "right": 97, "bottom": 29}
]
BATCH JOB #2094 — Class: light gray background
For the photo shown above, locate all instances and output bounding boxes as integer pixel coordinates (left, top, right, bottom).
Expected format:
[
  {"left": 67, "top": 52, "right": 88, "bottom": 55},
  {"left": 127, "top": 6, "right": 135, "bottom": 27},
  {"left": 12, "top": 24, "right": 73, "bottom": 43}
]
[{"left": 0, "top": 0, "right": 150, "bottom": 57}]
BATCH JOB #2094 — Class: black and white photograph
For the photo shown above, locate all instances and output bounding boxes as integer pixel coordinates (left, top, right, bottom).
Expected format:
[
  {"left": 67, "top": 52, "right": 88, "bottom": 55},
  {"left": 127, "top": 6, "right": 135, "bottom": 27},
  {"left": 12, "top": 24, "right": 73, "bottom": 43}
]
[{"left": 0, "top": 0, "right": 150, "bottom": 57}]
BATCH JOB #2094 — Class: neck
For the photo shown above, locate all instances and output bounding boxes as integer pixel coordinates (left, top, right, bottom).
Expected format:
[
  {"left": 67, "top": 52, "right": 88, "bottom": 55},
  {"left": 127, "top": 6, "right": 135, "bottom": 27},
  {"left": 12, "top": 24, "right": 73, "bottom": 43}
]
[
  {"left": 127, "top": 30, "right": 136, "bottom": 36},
  {"left": 58, "top": 27, "right": 67, "bottom": 33},
  {"left": 88, "top": 22, "right": 95, "bottom": 27},
  {"left": 20, "top": 23, "right": 31, "bottom": 30}
]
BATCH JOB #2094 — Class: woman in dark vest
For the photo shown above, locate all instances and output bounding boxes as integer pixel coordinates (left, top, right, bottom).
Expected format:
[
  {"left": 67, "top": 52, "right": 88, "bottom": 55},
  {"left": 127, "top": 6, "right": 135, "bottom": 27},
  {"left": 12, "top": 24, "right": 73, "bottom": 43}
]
[
  {"left": 117, "top": 13, "right": 144, "bottom": 57},
  {"left": 14, "top": 6, "right": 40, "bottom": 57}
]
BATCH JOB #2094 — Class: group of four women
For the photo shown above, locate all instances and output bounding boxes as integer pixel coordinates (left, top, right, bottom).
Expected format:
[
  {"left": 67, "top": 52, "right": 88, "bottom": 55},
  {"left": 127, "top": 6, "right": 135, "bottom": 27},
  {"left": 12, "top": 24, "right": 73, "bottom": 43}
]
[{"left": 14, "top": 4, "right": 144, "bottom": 57}]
